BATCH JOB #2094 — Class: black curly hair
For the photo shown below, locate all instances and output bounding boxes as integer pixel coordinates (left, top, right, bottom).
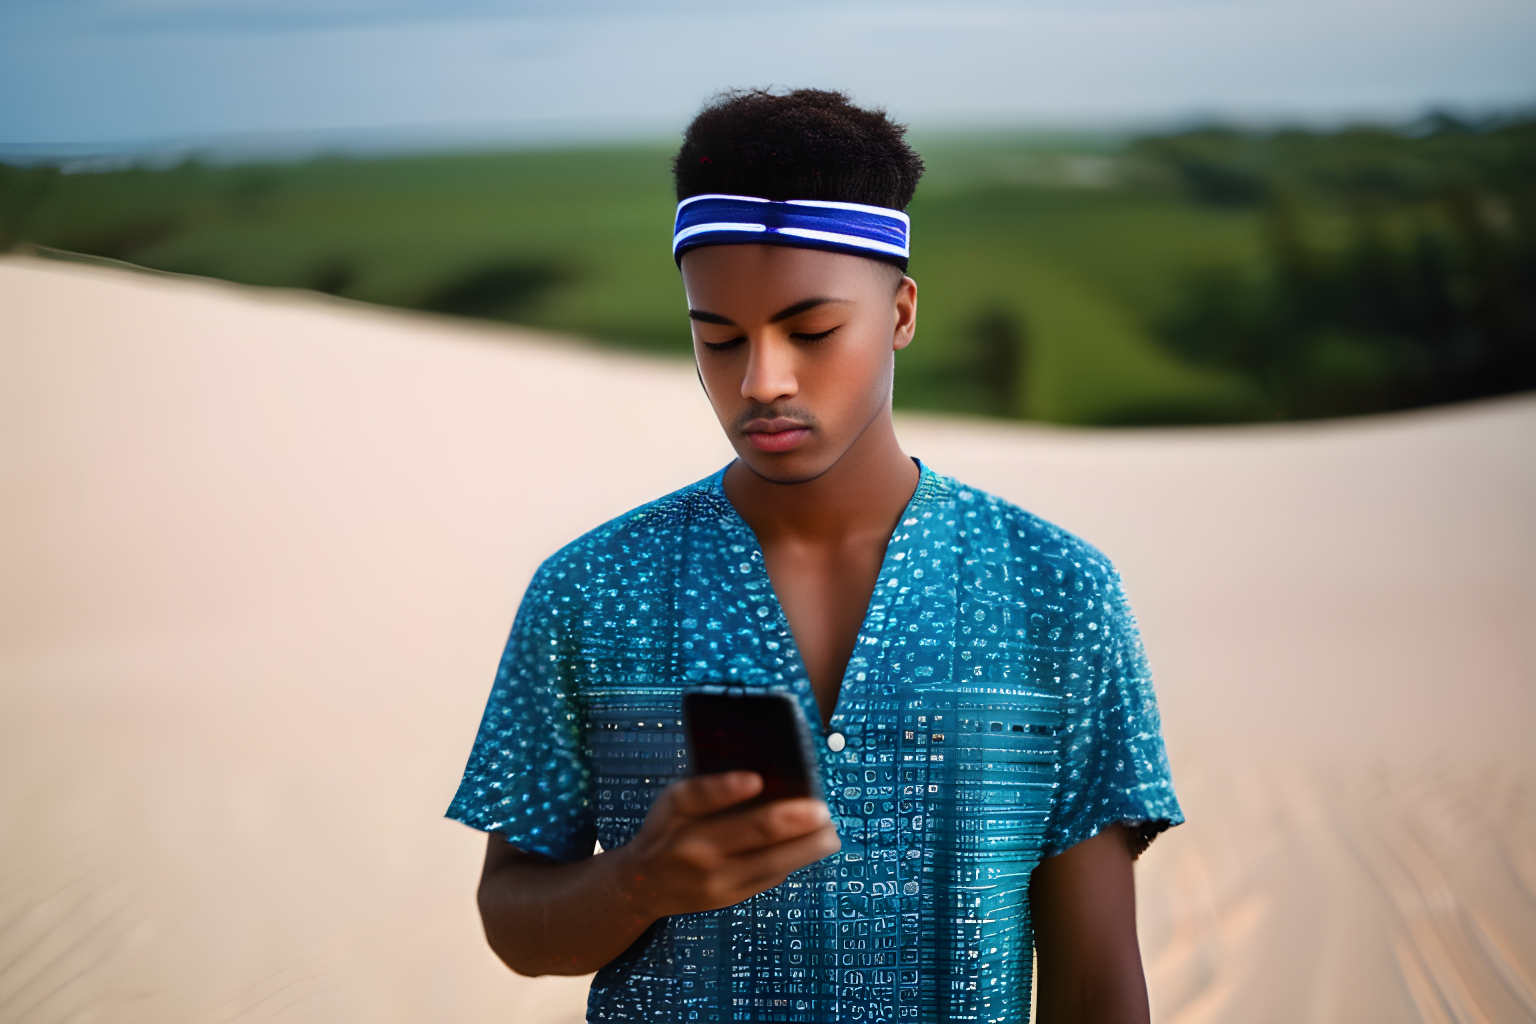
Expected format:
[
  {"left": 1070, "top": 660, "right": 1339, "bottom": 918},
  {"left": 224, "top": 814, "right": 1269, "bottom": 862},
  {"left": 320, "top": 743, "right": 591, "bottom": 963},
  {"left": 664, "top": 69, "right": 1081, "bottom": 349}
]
[{"left": 673, "top": 88, "right": 925, "bottom": 210}]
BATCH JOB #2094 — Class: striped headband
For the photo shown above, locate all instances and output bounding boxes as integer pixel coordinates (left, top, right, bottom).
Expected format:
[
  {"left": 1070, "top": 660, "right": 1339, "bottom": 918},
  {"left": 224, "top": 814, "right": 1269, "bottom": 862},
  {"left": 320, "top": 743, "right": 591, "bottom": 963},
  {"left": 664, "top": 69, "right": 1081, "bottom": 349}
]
[{"left": 672, "top": 194, "right": 910, "bottom": 269}]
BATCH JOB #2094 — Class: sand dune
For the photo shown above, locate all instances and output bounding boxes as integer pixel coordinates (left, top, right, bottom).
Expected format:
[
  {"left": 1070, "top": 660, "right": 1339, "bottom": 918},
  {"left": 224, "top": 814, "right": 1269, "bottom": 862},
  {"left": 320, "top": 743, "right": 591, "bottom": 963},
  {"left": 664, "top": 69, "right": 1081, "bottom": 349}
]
[{"left": 2, "top": 254, "right": 1532, "bottom": 1024}]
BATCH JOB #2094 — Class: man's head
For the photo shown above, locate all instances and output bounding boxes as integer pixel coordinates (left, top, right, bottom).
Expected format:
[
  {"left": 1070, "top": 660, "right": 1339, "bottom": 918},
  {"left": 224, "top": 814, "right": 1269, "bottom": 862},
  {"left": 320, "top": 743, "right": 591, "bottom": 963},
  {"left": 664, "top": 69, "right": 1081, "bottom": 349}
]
[{"left": 674, "top": 89, "right": 925, "bottom": 485}]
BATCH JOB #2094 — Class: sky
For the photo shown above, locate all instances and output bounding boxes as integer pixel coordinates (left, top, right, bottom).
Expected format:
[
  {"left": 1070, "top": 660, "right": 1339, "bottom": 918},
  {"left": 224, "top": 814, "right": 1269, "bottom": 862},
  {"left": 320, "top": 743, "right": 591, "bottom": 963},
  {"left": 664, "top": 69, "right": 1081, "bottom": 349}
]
[{"left": 2, "top": 0, "right": 1533, "bottom": 151}]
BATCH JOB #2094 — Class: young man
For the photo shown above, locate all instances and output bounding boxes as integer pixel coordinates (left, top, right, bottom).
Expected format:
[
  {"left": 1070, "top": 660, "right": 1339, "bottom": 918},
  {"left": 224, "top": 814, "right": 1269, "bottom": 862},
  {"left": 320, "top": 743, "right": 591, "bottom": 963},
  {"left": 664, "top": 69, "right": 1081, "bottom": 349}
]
[{"left": 449, "top": 89, "right": 1182, "bottom": 1024}]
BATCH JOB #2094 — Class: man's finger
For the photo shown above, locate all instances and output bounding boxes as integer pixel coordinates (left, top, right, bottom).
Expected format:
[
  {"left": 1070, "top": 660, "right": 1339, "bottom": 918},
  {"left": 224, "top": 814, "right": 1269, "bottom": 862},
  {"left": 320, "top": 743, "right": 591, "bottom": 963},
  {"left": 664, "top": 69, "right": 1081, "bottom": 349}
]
[
  {"left": 669, "top": 771, "right": 763, "bottom": 818},
  {"left": 725, "top": 824, "right": 844, "bottom": 896},
  {"left": 700, "top": 799, "right": 835, "bottom": 856}
]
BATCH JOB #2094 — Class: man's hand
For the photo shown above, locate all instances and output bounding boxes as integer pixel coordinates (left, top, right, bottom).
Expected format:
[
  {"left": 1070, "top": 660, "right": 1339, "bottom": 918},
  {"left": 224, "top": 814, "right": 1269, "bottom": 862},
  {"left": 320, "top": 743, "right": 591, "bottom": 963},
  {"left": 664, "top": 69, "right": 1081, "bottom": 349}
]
[
  {"left": 477, "top": 772, "right": 839, "bottom": 977},
  {"left": 610, "top": 771, "right": 842, "bottom": 918}
]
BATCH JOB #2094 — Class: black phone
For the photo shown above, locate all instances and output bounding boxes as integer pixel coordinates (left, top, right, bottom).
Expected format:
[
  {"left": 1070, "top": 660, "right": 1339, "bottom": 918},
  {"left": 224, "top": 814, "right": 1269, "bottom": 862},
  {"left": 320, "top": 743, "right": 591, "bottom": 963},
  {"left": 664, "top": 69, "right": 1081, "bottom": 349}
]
[{"left": 682, "top": 686, "right": 824, "bottom": 808}]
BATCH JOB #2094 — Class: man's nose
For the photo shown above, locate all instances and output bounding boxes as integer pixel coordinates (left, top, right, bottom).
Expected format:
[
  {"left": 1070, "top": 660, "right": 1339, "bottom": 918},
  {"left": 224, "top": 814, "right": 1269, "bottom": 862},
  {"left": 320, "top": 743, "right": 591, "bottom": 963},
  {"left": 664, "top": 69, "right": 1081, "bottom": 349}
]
[{"left": 740, "top": 334, "right": 799, "bottom": 405}]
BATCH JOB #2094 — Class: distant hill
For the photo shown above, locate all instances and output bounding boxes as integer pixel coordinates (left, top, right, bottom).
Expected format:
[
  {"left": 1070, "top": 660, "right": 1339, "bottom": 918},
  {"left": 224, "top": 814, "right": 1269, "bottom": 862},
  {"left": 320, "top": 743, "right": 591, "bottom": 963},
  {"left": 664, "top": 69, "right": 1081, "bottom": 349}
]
[{"left": 4, "top": 115, "right": 1532, "bottom": 425}]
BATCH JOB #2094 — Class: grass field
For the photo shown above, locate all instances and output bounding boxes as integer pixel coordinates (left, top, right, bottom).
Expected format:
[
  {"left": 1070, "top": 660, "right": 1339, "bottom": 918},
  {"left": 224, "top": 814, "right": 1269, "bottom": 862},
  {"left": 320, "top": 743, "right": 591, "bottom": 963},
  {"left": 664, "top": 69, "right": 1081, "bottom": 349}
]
[
  {"left": 902, "top": 163, "right": 1263, "bottom": 422},
  {"left": 8, "top": 118, "right": 1527, "bottom": 424}
]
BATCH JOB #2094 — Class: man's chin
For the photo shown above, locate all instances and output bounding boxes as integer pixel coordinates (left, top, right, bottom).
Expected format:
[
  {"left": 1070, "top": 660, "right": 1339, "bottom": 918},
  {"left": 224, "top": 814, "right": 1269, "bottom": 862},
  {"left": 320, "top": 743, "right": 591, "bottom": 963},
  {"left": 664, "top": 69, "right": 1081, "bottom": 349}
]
[{"left": 732, "top": 446, "right": 837, "bottom": 486}]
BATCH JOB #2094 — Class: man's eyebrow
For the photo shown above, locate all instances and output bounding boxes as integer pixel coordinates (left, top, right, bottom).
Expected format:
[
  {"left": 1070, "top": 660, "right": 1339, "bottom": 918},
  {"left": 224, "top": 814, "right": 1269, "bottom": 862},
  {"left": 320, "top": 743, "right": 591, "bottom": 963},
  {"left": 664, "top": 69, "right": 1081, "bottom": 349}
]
[
  {"left": 769, "top": 297, "right": 845, "bottom": 323},
  {"left": 687, "top": 297, "right": 847, "bottom": 326}
]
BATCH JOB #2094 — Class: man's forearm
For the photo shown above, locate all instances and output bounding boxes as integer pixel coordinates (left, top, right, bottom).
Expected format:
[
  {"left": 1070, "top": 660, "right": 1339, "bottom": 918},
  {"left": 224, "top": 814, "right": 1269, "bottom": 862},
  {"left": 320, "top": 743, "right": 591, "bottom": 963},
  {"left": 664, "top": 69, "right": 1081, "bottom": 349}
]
[
  {"left": 478, "top": 842, "right": 656, "bottom": 976},
  {"left": 476, "top": 776, "right": 840, "bottom": 977},
  {"left": 1030, "top": 825, "right": 1151, "bottom": 1024}
]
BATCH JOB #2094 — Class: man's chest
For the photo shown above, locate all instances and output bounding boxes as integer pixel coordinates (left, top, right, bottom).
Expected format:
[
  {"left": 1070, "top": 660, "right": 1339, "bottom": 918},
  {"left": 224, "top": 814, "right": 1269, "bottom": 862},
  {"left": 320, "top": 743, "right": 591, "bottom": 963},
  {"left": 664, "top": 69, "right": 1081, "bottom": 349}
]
[
  {"left": 571, "top": 531, "right": 1079, "bottom": 855},
  {"left": 757, "top": 533, "right": 892, "bottom": 725}
]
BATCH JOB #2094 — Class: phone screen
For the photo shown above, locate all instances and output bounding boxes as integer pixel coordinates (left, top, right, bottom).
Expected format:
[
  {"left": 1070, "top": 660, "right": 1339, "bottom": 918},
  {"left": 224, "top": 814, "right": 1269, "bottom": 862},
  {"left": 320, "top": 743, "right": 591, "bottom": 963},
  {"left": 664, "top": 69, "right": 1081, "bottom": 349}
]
[{"left": 682, "top": 688, "right": 824, "bottom": 807}]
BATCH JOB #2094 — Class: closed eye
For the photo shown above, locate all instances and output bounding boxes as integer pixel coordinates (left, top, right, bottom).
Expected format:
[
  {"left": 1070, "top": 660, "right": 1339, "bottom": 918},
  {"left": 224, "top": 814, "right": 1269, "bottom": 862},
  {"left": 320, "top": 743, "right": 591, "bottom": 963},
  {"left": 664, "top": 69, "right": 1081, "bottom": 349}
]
[
  {"left": 790, "top": 327, "right": 838, "bottom": 342},
  {"left": 701, "top": 335, "right": 747, "bottom": 352}
]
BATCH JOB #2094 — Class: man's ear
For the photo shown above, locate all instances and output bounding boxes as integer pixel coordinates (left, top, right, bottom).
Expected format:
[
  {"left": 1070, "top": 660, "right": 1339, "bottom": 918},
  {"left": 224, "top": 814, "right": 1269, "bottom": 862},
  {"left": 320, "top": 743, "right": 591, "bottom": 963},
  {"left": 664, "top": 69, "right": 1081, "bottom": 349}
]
[{"left": 893, "top": 275, "right": 918, "bottom": 352}]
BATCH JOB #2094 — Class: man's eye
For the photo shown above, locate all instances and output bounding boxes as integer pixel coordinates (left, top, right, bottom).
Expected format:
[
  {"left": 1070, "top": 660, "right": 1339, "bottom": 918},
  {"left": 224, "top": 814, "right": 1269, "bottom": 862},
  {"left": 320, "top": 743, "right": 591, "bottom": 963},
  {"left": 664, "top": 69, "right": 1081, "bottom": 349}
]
[
  {"left": 700, "top": 335, "right": 746, "bottom": 352},
  {"left": 790, "top": 327, "right": 838, "bottom": 342}
]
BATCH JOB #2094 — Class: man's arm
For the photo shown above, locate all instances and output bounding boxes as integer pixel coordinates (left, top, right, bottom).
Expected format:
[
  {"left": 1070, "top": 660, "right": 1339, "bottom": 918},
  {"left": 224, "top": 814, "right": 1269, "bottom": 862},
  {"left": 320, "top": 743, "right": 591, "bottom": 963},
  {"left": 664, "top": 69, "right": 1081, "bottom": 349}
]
[
  {"left": 1029, "top": 823, "right": 1150, "bottom": 1024},
  {"left": 477, "top": 771, "right": 840, "bottom": 976}
]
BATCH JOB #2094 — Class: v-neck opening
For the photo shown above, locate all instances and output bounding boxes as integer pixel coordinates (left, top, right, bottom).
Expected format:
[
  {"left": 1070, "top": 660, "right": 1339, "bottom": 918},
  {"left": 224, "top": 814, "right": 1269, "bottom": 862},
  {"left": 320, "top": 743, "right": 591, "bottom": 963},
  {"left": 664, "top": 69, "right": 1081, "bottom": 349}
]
[{"left": 707, "top": 460, "right": 941, "bottom": 733}]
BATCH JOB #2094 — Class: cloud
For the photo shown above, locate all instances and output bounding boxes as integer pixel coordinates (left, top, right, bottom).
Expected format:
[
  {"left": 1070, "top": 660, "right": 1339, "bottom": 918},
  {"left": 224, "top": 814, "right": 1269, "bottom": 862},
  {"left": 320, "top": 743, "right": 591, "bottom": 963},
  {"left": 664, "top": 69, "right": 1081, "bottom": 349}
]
[{"left": 2, "top": 0, "right": 1533, "bottom": 145}]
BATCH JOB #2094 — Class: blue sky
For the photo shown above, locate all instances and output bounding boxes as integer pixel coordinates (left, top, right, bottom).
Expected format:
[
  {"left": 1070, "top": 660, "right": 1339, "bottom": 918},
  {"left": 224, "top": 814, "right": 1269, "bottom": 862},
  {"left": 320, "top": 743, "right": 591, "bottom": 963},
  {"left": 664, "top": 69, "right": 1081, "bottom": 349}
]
[{"left": 2, "top": 0, "right": 1533, "bottom": 148}]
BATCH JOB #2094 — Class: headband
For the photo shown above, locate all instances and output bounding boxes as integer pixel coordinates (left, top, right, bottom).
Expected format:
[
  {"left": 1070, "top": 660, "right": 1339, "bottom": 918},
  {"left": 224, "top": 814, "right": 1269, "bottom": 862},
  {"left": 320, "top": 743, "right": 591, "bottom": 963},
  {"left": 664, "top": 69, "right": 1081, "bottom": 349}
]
[{"left": 672, "top": 194, "right": 910, "bottom": 269}]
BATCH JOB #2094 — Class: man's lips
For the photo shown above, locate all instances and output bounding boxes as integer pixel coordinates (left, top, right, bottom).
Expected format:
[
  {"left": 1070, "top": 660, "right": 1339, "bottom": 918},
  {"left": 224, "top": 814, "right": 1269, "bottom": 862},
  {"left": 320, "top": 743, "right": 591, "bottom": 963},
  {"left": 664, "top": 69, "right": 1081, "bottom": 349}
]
[{"left": 742, "top": 419, "right": 812, "bottom": 453}]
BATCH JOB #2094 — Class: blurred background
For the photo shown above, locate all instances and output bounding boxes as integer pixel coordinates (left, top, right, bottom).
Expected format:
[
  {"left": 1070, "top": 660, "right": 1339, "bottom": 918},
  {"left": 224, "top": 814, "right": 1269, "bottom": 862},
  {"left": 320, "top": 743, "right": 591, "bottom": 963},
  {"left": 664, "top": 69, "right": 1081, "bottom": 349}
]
[
  {"left": 3, "top": 3, "right": 1535, "bottom": 1023},
  {"left": 3, "top": 0, "right": 1535, "bottom": 424}
]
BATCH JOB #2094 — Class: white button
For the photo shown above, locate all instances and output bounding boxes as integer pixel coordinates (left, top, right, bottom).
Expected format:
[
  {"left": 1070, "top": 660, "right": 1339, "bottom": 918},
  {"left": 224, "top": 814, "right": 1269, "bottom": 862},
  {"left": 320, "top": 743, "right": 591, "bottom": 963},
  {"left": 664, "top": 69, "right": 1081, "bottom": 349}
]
[{"left": 827, "top": 732, "right": 846, "bottom": 752}]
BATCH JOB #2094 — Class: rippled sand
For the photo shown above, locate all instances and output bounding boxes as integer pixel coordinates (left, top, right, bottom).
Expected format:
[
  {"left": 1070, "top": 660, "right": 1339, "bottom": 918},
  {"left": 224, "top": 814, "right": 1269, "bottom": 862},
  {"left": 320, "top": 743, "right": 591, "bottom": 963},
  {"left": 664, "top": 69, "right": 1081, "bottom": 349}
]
[{"left": 3, "top": 255, "right": 1532, "bottom": 1023}]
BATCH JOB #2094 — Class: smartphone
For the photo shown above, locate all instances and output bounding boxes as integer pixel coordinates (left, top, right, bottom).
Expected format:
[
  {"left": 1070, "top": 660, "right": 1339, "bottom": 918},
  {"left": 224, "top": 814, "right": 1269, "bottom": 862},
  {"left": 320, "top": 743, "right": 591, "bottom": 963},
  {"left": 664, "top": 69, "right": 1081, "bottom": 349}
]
[{"left": 682, "top": 686, "right": 825, "bottom": 808}]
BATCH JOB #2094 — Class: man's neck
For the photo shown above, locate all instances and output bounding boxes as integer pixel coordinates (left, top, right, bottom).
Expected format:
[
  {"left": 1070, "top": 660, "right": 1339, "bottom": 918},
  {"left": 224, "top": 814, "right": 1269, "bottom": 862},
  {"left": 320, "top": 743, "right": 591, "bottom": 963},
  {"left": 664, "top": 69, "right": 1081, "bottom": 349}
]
[{"left": 723, "top": 412, "right": 919, "bottom": 547}]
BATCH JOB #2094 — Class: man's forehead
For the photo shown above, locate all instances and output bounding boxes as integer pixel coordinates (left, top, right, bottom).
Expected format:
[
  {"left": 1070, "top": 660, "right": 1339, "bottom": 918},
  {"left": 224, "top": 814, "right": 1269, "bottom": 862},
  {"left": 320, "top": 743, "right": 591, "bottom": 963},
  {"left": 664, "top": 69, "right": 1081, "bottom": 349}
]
[{"left": 681, "top": 245, "right": 892, "bottom": 316}]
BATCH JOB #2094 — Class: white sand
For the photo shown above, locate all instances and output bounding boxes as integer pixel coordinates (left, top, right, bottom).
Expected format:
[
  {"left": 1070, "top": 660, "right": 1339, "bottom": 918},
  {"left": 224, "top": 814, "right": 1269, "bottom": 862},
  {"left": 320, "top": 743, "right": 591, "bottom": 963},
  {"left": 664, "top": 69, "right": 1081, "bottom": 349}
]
[{"left": 2, "top": 255, "right": 1532, "bottom": 1024}]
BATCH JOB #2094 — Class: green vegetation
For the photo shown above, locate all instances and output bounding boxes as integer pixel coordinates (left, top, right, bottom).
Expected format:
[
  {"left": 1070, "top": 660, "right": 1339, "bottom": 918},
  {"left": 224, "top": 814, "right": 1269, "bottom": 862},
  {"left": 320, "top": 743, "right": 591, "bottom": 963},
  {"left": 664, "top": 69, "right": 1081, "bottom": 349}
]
[
  {"left": 0, "top": 146, "right": 689, "bottom": 349},
  {"left": 4, "top": 114, "right": 1532, "bottom": 425},
  {"left": 1135, "top": 115, "right": 1536, "bottom": 418}
]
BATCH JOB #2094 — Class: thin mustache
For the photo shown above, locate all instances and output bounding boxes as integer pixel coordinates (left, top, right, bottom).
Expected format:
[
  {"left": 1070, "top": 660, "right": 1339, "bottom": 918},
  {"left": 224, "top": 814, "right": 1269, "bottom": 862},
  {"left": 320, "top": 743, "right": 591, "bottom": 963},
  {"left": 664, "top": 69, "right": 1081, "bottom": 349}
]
[{"left": 734, "top": 405, "right": 818, "bottom": 432}]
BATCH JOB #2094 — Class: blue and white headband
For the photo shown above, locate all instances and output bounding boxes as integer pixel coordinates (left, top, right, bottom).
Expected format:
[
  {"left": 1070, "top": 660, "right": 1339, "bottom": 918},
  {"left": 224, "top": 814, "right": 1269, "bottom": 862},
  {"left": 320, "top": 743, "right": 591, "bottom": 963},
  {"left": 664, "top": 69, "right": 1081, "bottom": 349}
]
[{"left": 672, "top": 194, "right": 910, "bottom": 269}]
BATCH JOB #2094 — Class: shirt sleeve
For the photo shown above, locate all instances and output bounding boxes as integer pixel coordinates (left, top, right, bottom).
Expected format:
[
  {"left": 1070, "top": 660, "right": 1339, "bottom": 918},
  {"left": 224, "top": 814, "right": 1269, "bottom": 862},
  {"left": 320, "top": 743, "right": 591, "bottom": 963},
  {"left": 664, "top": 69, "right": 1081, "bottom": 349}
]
[
  {"left": 445, "top": 562, "right": 597, "bottom": 863},
  {"left": 1042, "top": 565, "right": 1183, "bottom": 859}
]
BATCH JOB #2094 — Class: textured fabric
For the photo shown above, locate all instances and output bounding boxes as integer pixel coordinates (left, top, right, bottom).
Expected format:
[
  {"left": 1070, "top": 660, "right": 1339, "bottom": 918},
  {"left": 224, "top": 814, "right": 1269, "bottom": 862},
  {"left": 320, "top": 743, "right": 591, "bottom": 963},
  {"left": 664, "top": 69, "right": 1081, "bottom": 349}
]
[
  {"left": 672, "top": 194, "right": 911, "bottom": 269},
  {"left": 447, "top": 463, "right": 1182, "bottom": 1023}
]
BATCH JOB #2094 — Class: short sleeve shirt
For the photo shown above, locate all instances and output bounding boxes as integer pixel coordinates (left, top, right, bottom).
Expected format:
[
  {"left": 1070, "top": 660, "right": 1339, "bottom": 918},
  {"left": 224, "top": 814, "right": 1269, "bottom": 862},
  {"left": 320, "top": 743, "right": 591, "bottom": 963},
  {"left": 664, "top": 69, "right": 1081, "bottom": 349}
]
[{"left": 448, "top": 464, "right": 1182, "bottom": 1023}]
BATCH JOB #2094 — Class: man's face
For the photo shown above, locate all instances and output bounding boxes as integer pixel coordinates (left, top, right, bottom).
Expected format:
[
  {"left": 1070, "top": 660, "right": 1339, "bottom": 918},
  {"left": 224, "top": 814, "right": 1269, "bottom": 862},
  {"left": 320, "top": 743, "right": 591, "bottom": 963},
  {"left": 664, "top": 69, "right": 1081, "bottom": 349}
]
[{"left": 680, "top": 244, "right": 917, "bottom": 485}]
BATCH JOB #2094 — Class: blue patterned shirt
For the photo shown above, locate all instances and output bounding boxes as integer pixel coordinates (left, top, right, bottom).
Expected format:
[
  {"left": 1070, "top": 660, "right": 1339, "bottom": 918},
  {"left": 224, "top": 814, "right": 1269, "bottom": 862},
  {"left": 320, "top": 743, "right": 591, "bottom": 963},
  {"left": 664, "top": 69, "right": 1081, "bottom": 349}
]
[{"left": 448, "top": 463, "right": 1182, "bottom": 1023}]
